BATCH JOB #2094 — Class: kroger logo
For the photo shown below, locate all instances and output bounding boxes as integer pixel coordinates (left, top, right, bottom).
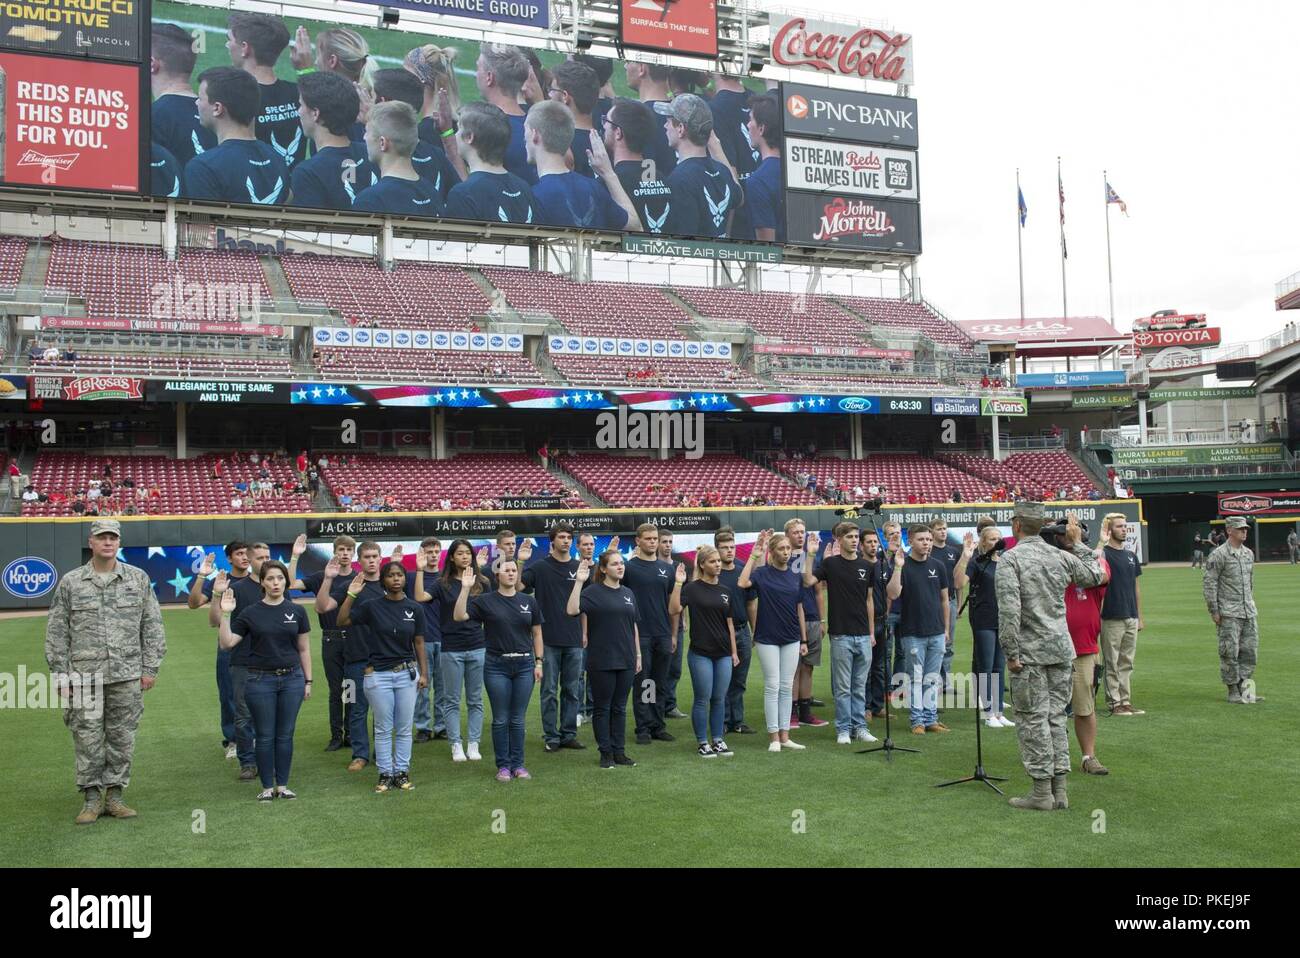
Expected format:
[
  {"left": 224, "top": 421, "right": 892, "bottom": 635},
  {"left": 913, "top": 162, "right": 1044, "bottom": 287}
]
[
  {"left": 653, "top": 342, "right": 666, "bottom": 355},
  {"left": 373, "top": 332, "right": 390, "bottom": 345},
  {"left": 702, "top": 343, "right": 716, "bottom": 356},
  {"left": 3, "top": 556, "right": 58, "bottom": 599},
  {"left": 602, "top": 340, "right": 616, "bottom": 352},
  {"left": 618, "top": 341, "right": 633, "bottom": 354},
  {"left": 315, "top": 329, "right": 330, "bottom": 343},
  {"left": 453, "top": 335, "right": 469, "bottom": 347},
  {"left": 718, "top": 344, "right": 731, "bottom": 356},
  {"left": 333, "top": 331, "right": 349, "bottom": 344},
  {"left": 508, "top": 336, "right": 523, "bottom": 349},
  {"left": 415, "top": 333, "right": 431, "bottom": 346},
  {"left": 567, "top": 339, "right": 581, "bottom": 351},
  {"left": 838, "top": 397, "right": 874, "bottom": 412},
  {"left": 584, "top": 339, "right": 598, "bottom": 351},
  {"left": 669, "top": 342, "right": 683, "bottom": 356},
  {"left": 395, "top": 332, "right": 410, "bottom": 345},
  {"left": 490, "top": 335, "right": 504, "bottom": 347},
  {"left": 434, "top": 333, "right": 450, "bottom": 346},
  {"left": 551, "top": 338, "right": 564, "bottom": 350},
  {"left": 636, "top": 342, "right": 649, "bottom": 354}
]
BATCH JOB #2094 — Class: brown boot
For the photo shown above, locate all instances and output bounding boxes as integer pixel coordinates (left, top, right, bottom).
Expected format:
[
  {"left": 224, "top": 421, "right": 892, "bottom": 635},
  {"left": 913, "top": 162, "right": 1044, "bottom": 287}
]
[
  {"left": 1009, "top": 778, "right": 1055, "bottom": 810},
  {"left": 1051, "top": 773, "right": 1068, "bottom": 810},
  {"left": 102, "top": 786, "right": 137, "bottom": 819},
  {"left": 75, "top": 788, "right": 104, "bottom": 825}
]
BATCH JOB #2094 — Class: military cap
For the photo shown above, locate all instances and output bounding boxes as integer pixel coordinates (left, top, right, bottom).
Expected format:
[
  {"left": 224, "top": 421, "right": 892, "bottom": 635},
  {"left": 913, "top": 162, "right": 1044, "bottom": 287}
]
[
  {"left": 89, "top": 518, "right": 122, "bottom": 537},
  {"left": 1224, "top": 517, "right": 1249, "bottom": 530},
  {"left": 1012, "top": 501, "right": 1045, "bottom": 521}
]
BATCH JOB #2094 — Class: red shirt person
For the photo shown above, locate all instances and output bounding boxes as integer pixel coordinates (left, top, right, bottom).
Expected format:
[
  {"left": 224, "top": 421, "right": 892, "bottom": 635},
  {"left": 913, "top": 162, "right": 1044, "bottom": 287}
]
[{"left": 1065, "top": 553, "right": 1110, "bottom": 775}]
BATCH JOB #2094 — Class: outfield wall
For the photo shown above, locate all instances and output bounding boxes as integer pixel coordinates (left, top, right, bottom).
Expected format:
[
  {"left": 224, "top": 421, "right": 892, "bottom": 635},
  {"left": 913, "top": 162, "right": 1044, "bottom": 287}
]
[{"left": 0, "top": 501, "right": 1145, "bottom": 610}]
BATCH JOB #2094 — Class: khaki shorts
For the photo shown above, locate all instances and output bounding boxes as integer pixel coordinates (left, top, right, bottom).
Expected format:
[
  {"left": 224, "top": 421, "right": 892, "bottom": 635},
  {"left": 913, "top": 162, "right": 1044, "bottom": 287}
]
[
  {"left": 801, "top": 620, "right": 823, "bottom": 667},
  {"left": 1071, "top": 653, "right": 1098, "bottom": 717}
]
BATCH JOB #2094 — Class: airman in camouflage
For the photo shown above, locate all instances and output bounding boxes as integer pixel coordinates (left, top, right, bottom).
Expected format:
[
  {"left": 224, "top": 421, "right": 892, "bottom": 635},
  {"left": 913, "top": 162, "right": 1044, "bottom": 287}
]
[
  {"left": 996, "top": 503, "right": 1105, "bottom": 811},
  {"left": 44, "top": 519, "right": 166, "bottom": 824},
  {"left": 1203, "top": 517, "right": 1261, "bottom": 704}
]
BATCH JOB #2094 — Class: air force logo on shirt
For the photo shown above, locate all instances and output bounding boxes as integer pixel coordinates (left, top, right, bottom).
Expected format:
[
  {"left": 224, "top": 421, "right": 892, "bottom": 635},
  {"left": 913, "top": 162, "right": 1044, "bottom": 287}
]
[
  {"left": 858, "top": 568, "right": 868, "bottom": 580},
  {"left": 568, "top": 572, "right": 577, "bottom": 580},
  {"left": 704, "top": 170, "right": 731, "bottom": 228},
  {"left": 519, "top": 604, "right": 531, "bottom": 615},
  {"left": 721, "top": 593, "right": 730, "bottom": 604},
  {"left": 645, "top": 203, "right": 670, "bottom": 233},
  {"left": 657, "top": 568, "right": 669, "bottom": 577},
  {"left": 404, "top": 610, "right": 415, "bottom": 620},
  {"left": 283, "top": 612, "right": 297, "bottom": 623},
  {"left": 623, "top": 595, "right": 634, "bottom": 605},
  {"left": 927, "top": 568, "right": 939, "bottom": 580}
]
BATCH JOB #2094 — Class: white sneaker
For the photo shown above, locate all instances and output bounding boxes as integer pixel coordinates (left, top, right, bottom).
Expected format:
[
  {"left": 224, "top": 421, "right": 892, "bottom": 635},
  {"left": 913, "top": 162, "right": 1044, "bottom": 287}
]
[
  {"left": 466, "top": 742, "right": 482, "bottom": 761},
  {"left": 576, "top": 714, "right": 584, "bottom": 727},
  {"left": 451, "top": 742, "right": 466, "bottom": 762},
  {"left": 768, "top": 741, "right": 782, "bottom": 753},
  {"left": 780, "top": 739, "right": 807, "bottom": 751},
  {"left": 997, "top": 715, "right": 1016, "bottom": 728},
  {"left": 984, "top": 717, "right": 1002, "bottom": 728},
  {"left": 225, "top": 743, "right": 237, "bottom": 760},
  {"left": 837, "top": 731, "right": 852, "bottom": 745},
  {"left": 855, "top": 728, "right": 879, "bottom": 743}
]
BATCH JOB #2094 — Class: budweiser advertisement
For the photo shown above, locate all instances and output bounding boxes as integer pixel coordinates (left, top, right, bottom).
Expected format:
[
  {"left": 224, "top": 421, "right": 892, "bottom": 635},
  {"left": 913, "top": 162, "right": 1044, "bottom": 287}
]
[
  {"left": 785, "top": 137, "right": 918, "bottom": 200},
  {"left": 618, "top": 0, "right": 718, "bottom": 57},
  {"left": 783, "top": 82, "right": 918, "bottom": 149},
  {"left": 32, "top": 375, "right": 144, "bottom": 401},
  {"left": 0, "top": 0, "right": 143, "bottom": 62},
  {"left": 1132, "top": 326, "right": 1222, "bottom": 350},
  {"left": 1218, "top": 492, "right": 1300, "bottom": 517},
  {"left": 785, "top": 193, "right": 921, "bottom": 253},
  {"left": 769, "top": 15, "right": 914, "bottom": 84},
  {"left": 0, "top": 51, "right": 139, "bottom": 192}
]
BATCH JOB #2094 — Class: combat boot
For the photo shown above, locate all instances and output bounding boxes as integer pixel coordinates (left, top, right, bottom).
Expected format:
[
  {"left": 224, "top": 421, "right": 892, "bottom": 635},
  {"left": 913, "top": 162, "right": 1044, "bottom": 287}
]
[
  {"left": 75, "top": 788, "right": 104, "bottom": 825},
  {"left": 102, "top": 786, "right": 138, "bottom": 819},
  {"left": 1226, "top": 684, "right": 1243, "bottom": 704},
  {"left": 1051, "top": 773, "right": 1068, "bottom": 810},
  {"left": 1008, "top": 778, "right": 1055, "bottom": 811}
]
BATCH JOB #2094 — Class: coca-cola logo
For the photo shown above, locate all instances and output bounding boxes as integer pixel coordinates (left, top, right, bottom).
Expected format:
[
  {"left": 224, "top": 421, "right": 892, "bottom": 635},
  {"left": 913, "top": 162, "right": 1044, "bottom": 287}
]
[
  {"left": 771, "top": 16, "right": 913, "bottom": 82},
  {"left": 1220, "top": 495, "right": 1272, "bottom": 514},
  {"left": 813, "top": 198, "right": 896, "bottom": 241}
]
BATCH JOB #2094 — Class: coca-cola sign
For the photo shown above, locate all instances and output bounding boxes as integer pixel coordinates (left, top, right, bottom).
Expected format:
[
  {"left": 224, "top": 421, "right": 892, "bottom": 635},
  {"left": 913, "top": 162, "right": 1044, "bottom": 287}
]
[
  {"left": 782, "top": 82, "right": 918, "bottom": 149},
  {"left": 770, "top": 16, "right": 915, "bottom": 84},
  {"left": 785, "top": 193, "right": 921, "bottom": 253},
  {"left": 61, "top": 376, "right": 145, "bottom": 402},
  {"left": 1133, "top": 327, "right": 1222, "bottom": 350}
]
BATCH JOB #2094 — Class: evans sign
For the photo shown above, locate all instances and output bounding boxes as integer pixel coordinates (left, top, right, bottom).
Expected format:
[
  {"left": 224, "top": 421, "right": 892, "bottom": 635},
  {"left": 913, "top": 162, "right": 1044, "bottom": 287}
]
[
  {"left": 783, "top": 83, "right": 918, "bottom": 149},
  {"left": 785, "top": 138, "right": 918, "bottom": 200},
  {"left": 3, "top": 557, "right": 58, "bottom": 599}
]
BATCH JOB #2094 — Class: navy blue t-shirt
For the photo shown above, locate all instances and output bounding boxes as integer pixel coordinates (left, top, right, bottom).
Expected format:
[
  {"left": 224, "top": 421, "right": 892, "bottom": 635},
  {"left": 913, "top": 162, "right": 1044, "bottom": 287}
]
[
  {"left": 291, "top": 143, "right": 370, "bottom": 210},
  {"left": 666, "top": 156, "right": 741, "bottom": 239},
  {"left": 150, "top": 143, "right": 181, "bottom": 198},
  {"left": 503, "top": 112, "right": 537, "bottom": 185},
  {"left": 358, "top": 140, "right": 459, "bottom": 201},
  {"left": 1101, "top": 546, "right": 1142, "bottom": 620},
  {"left": 570, "top": 127, "right": 594, "bottom": 178},
  {"left": 644, "top": 101, "right": 678, "bottom": 179},
  {"left": 151, "top": 93, "right": 216, "bottom": 169},
  {"left": 742, "top": 156, "right": 783, "bottom": 243},
  {"left": 348, "top": 595, "right": 424, "bottom": 669},
  {"left": 521, "top": 554, "right": 582, "bottom": 647},
  {"left": 405, "top": 571, "right": 441, "bottom": 644},
  {"left": 932, "top": 541, "right": 961, "bottom": 605},
  {"left": 232, "top": 599, "right": 310, "bottom": 670},
  {"left": 533, "top": 172, "right": 627, "bottom": 230},
  {"left": 708, "top": 89, "right": 759, "bottom": 177},
  {"left": 967, "top": 554, "right": 1000, "bottom": 631},
  {"left": 679, "top": 579, "right": 733, "bottom": 659},
  {"left": 789, "top": 551, "right": 821, "bottom": 622},
  {"left": 352, "top": 174, "right": 447, "bottom": 216},
  {"left": 445, "top": 171, "right": 536, "bottom": 224},
  {"left": 622, "top": 555, "right": 674, "bottom": 638},
  {"left": 341, "top": 578, "right": 387, "bottom": 663},
  {"left": 468, "top": 590, "right": 542, "bottom": 655},
  {"left": 748, "top": 564, "right": 803, "bottom": 646},
  {"left": 256, "top": 78, "right": 308, "bottom": 169},
  {"left": 898, "top": 555, "right": 950, "bottom": 638},
  {"left": 299, "top": 568, "right": 358, "bottom": 631},
  {"left": 578, "top": 583, "right": 638, "bottom": 671},
  {"left": 615, "top": 159, "right": 675, "bottom": 234},
  {"left": 204, "top": 572, "right": 263, "bottom": 666},
  {"left": 437, "top": 578, "right": 487, "bottom": 652},
  {"left": 815, "top": 555, "right": 877, "bottom": 636},
  {"left": 183, "top": 138, "right": 288, "bottom": 205},
  {"left": 717, "top": 565, "right": 755, "bottom": 626}
]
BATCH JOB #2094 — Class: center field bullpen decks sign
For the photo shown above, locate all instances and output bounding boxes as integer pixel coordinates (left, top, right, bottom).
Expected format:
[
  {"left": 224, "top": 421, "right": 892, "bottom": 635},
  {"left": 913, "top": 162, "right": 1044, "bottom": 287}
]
[
  {"left": 0, "top": 52, "right": 138, "bottom": 191},
  {"left": 619, "top": 0, "right": 718, "bottom": 57},
  {"left": 0, "top": 0, "right": 142, "bottom": 62},
  {"left": 345, "top": 0, "right": 549, "bottom": 29},
  {"left": 1112, "top": 443, "right": 1286, "bottom": 468},
  {"left": 785, "top": 138, "right": 918, "bottom": 200},
  {"left": 146, "top": 380, "right": 292, "bottom": 404},
  {"left": 1133, "top": 327, "right": 1222, "bottom": 350},
  {"left": 785, "top": 194, "right": 921, "bottom": 253},
  {"left": 769, "top": 15, "right": 914, "bottom": 84},
  {"left": 783, "top": 83, "right": 918, "bottom": 149}
]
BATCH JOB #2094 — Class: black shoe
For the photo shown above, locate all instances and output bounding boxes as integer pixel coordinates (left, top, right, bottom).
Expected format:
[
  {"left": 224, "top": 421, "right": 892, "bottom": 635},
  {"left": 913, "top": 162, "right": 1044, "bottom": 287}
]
[
  {"left": 635, "top": 733, "right": 652, "bottom": 745},
  {"left": 342, "top": 737, "right": 352, "bottom": 748},
  {"left": 613, "top": 752, "right": 637, "bottom": 767},
  {"left": 433, "top": 729, "right": 448, "bottom": 740},
  {"left": 325, "top": 737, "right": 343, "bottom": 752},
  {"left": 731, "top": 723, "right": 757, "bottom": 735},
  {"left": 599, "top": 753, "right": 616, "bottom": 769},
  {"left": 810, "top": 698, "right": 826, "bottom": 708},
  {"left": 414, "top": 730, "right": 432, "bottom": 743},
  {"left": 374, "top": 774, "right": 393, "bottom": 793},
  {"left": 560, "top": 739, "right": 586, "bottom": 750},
  {"left": 394, "top": 771, "right": 413, "bottom": 791},
  {"left": 651, "top": 729, "right": 675, "bottom": 742},
  {"left": 544, "top": 742, "right": 562, "bottom": 753}
]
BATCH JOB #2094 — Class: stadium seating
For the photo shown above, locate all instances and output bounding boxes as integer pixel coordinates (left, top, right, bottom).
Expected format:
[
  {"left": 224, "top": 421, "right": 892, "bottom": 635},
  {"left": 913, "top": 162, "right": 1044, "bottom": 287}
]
[
  {"left": 30, "top": 355, "right": 294, "bottom": 378},
  {"left": 22, "top": 452, "right": 313, "bottom": 516},
  {"left": 937, "top": 451, "right": 1097, "bottom": 499},
  {"left": 280, "top": 256, "right": 492, "bottom": 328},
  {"left": 834, "top": 296, "right": 976, "bottom": 353},
  {"left": 549, "top": 354, "right": 765, "bottom": 389},
  {"left": 555, "top": 453, "right": 818, "bottom": 507},
  {"left": 481, "top": 267, "right": 690, "bottom": 338},
  {"left": 774, "top": 455, "right": 995, "bottom": 504},
  {"left": 674, "top": 287, "right": 867, "bottom": 348},
  {"left": 0, "top": 236, "right": 27, "bottom": 289},
  {"left": 313, "top": 348, "right": 543, "bottom": 384},
  {"left": 321, "top": 453, "right": 585, "bottom": 512}
]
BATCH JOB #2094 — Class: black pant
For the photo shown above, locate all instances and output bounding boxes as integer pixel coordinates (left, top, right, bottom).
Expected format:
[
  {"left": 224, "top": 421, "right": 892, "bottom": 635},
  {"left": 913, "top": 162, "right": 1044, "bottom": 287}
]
[
  {"left": 867, "top": 619, "right": 890, "bottom": 713},
  {"left": 633, "top": 633, "right": 673, "bottom": 735},
  {"left": 321, "top": 630, "right": 349, "bottom": 739},
  {"left": 589, "top": 668, "right": 634, "bottom": 755}
]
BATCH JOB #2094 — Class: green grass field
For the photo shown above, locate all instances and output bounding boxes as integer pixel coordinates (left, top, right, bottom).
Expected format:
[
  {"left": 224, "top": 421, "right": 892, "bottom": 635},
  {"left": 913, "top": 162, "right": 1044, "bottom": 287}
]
[{"left": 2, "top": 565, "right": 1296, "bottom": 868}]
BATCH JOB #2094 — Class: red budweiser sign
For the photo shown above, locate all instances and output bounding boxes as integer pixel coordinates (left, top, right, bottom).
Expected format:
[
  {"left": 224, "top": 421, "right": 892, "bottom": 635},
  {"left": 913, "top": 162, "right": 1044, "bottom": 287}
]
[
  {"left": 1132, "top": 327, "right": 1222, "bottom": 350},
  {"left": 813, "top": 198, "right": 896, "bottom": 241},
  {"left": 770, "top": 15, "right": 915, "bottom": 83},
  {"left": 62, "top": 376, "right": 145, "bottom": 401}
]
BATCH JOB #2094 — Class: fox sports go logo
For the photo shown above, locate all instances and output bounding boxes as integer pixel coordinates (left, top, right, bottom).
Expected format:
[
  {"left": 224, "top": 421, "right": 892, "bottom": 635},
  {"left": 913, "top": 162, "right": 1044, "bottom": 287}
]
[{"left": 3, "top": 557, "right": 59, "bottom": 599}]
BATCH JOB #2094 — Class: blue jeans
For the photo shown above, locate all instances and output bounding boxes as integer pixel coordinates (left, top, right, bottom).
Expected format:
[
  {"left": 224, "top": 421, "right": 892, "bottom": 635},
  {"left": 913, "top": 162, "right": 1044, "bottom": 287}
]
[
  {"left": 688, "top": 651, "right": 732, "bottom": 743},
  {"left": 724, "top": 623, "right": 752, "bottom": 729},
  {"left": 243, "top": 668, "right": 306, "bottom": 788},
  {"left": 972, "top": 628, "right": 1006, "bottom": 716},
  {"left": 440, "top": 649, "right": 485, "bottom": 746},
  {"left": 830, "top": 634, "right": 873, "bottom": 734},
  {"left": 228, "top": 664, "right": 256, "bottom": 767},
  {"left": 216, "top": 646, "right": 236, "bottom": 745},
  {"left": 941, "top": 597, "right": 957, "bottom": 686},
  {"left": 364, "top": 666, "right": 418, "bottom": 775},
  {"left": 343, "top": 660, "right": 371, "bottom": 762},
  {"left": 413, "top": 640, "right": 445, "bottom": 733},
  {"left": 902, "top": 634, "right": 945, "bottom": 727},
  {"left": 484, "top": 654, "right": 535, "bottom": 770},
  {"left": 541, "top": 645, "right": 582, "bottom": 745}
]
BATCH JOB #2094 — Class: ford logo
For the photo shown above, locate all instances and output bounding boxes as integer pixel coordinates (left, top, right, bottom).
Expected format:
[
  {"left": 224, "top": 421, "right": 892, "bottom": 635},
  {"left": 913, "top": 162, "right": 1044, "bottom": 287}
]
[
  {"left": 838, "top": 397, "right": 872, "bottom": 412},
  {"left": 3, "top": 556, "right": 58, "bottom": 599}
]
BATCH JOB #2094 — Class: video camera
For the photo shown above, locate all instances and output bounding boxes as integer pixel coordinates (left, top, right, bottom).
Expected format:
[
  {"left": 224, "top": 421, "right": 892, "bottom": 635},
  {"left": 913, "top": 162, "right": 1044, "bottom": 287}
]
[{"left": 1040, "top": 516, "right": 1088, "bottom": 550}]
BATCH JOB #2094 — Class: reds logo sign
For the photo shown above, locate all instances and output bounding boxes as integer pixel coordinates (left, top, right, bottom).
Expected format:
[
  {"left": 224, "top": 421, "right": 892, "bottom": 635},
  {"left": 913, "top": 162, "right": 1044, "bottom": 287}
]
[{"left": 771, "top": 16, "right": 914, "bottom": 83}]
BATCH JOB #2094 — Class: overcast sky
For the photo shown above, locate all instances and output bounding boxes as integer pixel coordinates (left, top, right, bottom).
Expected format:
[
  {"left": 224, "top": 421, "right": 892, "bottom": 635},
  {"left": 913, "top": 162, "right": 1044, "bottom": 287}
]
[{"left": 791, "top": 0, "right": 1299, "bottom": 344}]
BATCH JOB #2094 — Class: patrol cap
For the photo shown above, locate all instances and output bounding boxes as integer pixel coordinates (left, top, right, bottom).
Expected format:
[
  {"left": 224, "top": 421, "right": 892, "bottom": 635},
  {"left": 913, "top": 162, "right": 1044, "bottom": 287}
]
[
  {"left": 1011, "top": 501, "right": 1045, "bottom": 521},
  {"left": 652, "top": 93, "right": 713, "bottom": 142},
  {"left": 1225, "top": 516, "right": 1249, "bottom": 530},
  {"left": 89, "top": 518, "right": 122, "bottom": 537}
]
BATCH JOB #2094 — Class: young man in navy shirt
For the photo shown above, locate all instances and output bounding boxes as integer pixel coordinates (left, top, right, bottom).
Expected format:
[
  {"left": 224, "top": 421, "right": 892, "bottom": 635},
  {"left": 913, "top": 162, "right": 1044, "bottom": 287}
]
[
  {"left": 407, "top": 538, "right": 445, "bottom": 742},
  {"left": 518, "top": 524, "right": 586, "bottom": 751},
  {"left": 604, "top": 99, "right": 677, "bottom": 235},
  {"left": 445, "top": 103, "right": 537, "bottom": 225},
  {"left": 709, "top": 73, "right": 759, "bottom": 178},
  {"left": 886, "top": 524, "right": 952, "bottom": 734},
  {"left": 292, "top": 71, "right": 368, "bottom": 210},
  {"left": 150, "top": 23, "right": 216, "bottom": 170},
  {"left": 548, "top": 60, "right": 601, "bottom": 178},
  {"left": 656, "top": 94, "right": 742, "bottom": 239},
  {"left": 475, "top": 42, "right": 536, "bottom": 185},
  {"left": 742, "top": 94, "right": 784, "bottom": 244},
  {"left": 622, "top": 524, "right": 678, "bottom": 745},
  {"left": 527, "top": 100, "right": 640, "bottom": 232},
  {"left": 184, "top": 67, "right": 288, "bottom": 205},
  {"left": 226, "top": 11, "right": 307, "bottom": 169},
  {"left": 352, "top": 102, "right": 446, "bottom": 216},
  {"left": 364, "top": 69, "right": 461, "bottom": 202},
  {"left": 150, "top": 144, "right": 182, "bottom": 198},
  {"left": 625, "top": 61, "right": 677, "bottom": 180}
]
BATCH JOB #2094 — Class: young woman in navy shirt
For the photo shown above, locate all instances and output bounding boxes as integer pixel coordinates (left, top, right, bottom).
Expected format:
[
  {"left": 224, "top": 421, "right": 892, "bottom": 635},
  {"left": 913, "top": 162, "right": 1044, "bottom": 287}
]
[
  {"left": 669, "top": 545, "right": 738, "bottom": 758},
  {"left": 219, "top": 561, "right": 312, "bottom": 801},
  {"left": 339, "top": 561, "right": 428, "bottom": 792},
  {"left": 567, "top": 551, "right": 642, "bottom": 769}
]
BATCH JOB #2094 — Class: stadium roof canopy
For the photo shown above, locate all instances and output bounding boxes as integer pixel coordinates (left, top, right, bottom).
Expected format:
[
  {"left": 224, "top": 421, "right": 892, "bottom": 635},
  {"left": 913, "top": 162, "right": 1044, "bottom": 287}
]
[{"left": 953, "top": 316, "right": 1130, "bottom": 358}]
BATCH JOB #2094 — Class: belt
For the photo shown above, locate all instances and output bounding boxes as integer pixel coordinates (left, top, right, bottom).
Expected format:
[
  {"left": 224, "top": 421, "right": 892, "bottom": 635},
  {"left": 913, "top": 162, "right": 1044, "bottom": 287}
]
[
  {"left": 366, "top": 661, "right": 416, "bottom": 673},
  {"left": 248, "top": 667, "right": 299, "bottom": 676},
  {"left": 490, "top": 651, "right": 532, "bottom": 659},
  {"left": 322, "top": 628, "right": 346, "bottom": 639}
]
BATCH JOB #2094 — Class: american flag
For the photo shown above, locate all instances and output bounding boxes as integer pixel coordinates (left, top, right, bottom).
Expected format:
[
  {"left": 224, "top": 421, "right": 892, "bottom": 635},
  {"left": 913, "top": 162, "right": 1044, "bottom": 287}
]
[{"left": 1106, "top": 181, "right": 1129, "bottom": 215}]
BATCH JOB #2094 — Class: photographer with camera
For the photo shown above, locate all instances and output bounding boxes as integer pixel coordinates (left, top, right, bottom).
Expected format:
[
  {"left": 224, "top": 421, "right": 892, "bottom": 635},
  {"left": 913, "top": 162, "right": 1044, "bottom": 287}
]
[{"left": 952, "top": 518, "right": 1011, "bottom": 728}]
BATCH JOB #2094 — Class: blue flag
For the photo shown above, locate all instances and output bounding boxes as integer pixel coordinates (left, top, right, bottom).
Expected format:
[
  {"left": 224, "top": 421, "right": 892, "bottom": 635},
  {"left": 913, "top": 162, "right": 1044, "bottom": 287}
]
[{"left": 1018, "top": 187, "right": 1028, "bottom": 227}]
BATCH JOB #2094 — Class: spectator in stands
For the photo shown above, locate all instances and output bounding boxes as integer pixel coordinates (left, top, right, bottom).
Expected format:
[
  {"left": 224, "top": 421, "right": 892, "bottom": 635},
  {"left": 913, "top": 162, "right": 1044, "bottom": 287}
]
[
  {"left": 624, "top": 62, "right": 677, "bottom": 178},
  {"left": 353, "top": 102, "right": 447, "bottom": 216},
  {"left": 445, "top": 102, "right": 538, "bottom": 224},
  {"left": 740, "top": 94, "right": 783, "bottom": 243},
  {"left": 439, "top": 496, "right": 452, "bottom": 511},
  {"left": 981, "top": 374, "right": 991, "bottom": 388},
  {"left": 230, "top": 494, "right": 243, "bottom": 510},
  {"left": 951, "top": 488, "right": 963, "bottom": 503},
  {"left": 656, "top": 94, "right": 742, "bottom": 239},
  {"left": 604, "top": 98, "right": 676, "bottom": 234},
  {"left": 185, "top": 67, "right": 289, "bottom": 204},
  {"left": 151, "top": 24, "right": 218, "bottom": 170},
  {"left": 86, "top": 483, "right": 101, "bottom": 503},
  {"left": 7, "top": 460, "right": 21, "bottom": 499},
  {"left": 249, "top": 451, "right": 260, "bottom": 466},
  {"left": 318, "top": 454, "right": 329, "bottom": 469},
  {"left": 338, "top": 491, "right": 352, "bottom": 509},
  {"left": 472, "top": 43, "right": 535, "bottom": 184},
  {"left": 21, "top": 487, "right": 38, "bottom": 504},
  {"left": 292, "top": 71, "right": 368, "bottom": 210},
  {"left": 43, "top": 345, "right": 61, "bottom": 362}
]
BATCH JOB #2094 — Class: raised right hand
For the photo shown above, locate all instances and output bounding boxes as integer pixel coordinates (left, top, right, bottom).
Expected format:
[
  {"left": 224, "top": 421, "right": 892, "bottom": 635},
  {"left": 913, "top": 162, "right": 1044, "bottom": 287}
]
[
  {"left": 460, "top": 565, "right": 477, "bottom": 587},
  {"left": 576, "top": 558, "right": 591, "bottom": 582},
  {"left": 290, "top": 25, "right": 313, "bottom": 71},
  {"left": 324, "top": 558, "right": 341, "bottom": 579},
  {"left": 198, "top": 552, "right": 216, "bottom": 577},
  {"left": 220, "top": 589, "right": 237, "bottom": 613},
  {"left": 291, "top": 533, "right": 308, "bottom": 557},
  {"left": 894, "top": 549, "right": 906, "bottom": 568}
]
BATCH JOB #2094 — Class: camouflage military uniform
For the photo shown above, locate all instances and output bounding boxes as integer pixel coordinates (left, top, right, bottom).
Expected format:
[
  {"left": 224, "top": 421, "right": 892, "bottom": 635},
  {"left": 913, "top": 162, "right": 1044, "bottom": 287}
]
[
  {"left": 1202, "top": 542, "right": 1257, "bottom": 689},
  {"left": 997, "top": 535, "right": 1105, "bottom": 786},
  {"left": 45, "top": 560, "right": 166, "bottom": 791}
]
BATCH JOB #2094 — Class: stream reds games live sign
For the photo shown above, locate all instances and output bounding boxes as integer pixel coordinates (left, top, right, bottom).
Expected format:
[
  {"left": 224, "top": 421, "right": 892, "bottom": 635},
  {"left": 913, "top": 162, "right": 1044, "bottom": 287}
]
[
  {"left": 769, "top": 15, "right": 914, "bottom": 84},
  {"left": 785, "top": 137, "right": 918, "bottom": 200},
  {"left": 619, "top": 1, "right": 718, "bottom": 57},
  {"left": 1133, "top": 327, "right": 1222, "bottom": 350},
  {"left": 785, "top": 193, "right": 921, "bottom": 253}
]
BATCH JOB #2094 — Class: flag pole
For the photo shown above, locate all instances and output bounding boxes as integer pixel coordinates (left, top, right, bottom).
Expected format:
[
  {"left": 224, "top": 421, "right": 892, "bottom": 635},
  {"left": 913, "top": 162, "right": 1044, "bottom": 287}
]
[
  {"left": 1104, "top": 169, "right": 1115, "bottom": 325},
  {"left": 1016, "top": 169, "right": 1025, "bottom": 321},
  {"left": 1058, "top": 156, "right": 1068, "bottom": 319}
]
